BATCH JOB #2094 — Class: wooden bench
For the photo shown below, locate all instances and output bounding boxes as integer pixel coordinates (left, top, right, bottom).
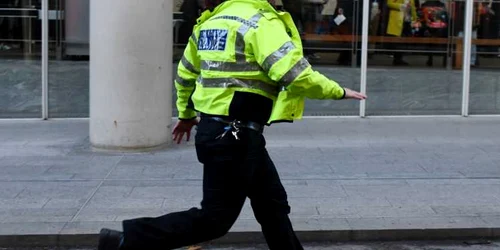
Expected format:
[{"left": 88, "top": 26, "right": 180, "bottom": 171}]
[
  {"left": 304, "top": 34, "right": 449, "bottom": 44},
  {"left": 455, "top": 38, "right": 500, "bottom": 68},
  {"left": 302, "top": 34, "right": 500, "bottom": 69}
]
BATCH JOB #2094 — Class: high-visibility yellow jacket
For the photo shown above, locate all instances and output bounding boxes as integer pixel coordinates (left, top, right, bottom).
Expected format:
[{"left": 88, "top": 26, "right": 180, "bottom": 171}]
[{"left": 175, "top": 0, "right": 345, "bottom": 124}]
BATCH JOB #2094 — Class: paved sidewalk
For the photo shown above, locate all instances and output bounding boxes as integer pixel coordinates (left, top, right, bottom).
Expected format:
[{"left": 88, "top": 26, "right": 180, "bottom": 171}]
[
  {"left": 2, "top": 240, "right": 500, "bottom": 250},
  {"left": 0, "top": 117, "right": 500, "bottom": 246}
]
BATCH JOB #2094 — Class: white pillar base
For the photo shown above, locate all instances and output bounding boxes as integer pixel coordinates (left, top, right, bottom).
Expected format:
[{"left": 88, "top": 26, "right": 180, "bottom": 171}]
[{"left": 89, "top": 0, "right": 173, "bottom": 150}]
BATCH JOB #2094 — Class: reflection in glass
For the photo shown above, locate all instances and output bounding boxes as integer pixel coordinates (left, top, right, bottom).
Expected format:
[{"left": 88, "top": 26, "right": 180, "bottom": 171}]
[
  {"left": 34, "top": 0, "right": 499, "bottom": 117},
  {"left": 45, "top": 0, "right": 89, "bottom": 118},
  {"left": 0, "top": 0, "right": 42, "bottom": 118},
  {"left": 471, "top": 0, "right": 500, "bottom": 68},
  {"left": 279, "top": 0, "right": 362, "bottom": 115},
  {"left": 365, "top": 0, "right": 464, "bottom": 115},
  {"left": 280, "top": 0, "right": 362, "bottom": 66},
  {"left": 469, "top": 0, "right": 500, "bottom": 115}
]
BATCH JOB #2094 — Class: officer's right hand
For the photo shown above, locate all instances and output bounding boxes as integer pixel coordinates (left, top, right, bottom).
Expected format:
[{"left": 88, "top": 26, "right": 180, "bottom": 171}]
[
  {"left": 172, "top": 119, "right": 199, "bottom": 144},
  {"left": 343, "top": 88, "right": 367, "bottom": 100}
]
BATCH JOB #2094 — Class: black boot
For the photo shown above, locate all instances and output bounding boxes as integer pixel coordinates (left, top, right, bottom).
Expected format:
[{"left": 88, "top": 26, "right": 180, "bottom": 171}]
[{"left": 98, "top": 228, "right": 123, "bottom": 250}]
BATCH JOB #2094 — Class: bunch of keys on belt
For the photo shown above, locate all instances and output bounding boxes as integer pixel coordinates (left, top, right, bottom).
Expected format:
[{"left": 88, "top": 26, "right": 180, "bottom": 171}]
[{"left": 216, "top": 120, "right": 241, "bottom": 140}]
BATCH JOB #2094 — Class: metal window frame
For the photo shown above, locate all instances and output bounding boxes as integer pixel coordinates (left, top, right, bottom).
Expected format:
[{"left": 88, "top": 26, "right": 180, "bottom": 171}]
[
  {"left": 360, "top": 0, "right": 370, "bottom": 118},
  {"left": 462, "top": 0, "right": 474, "bottom": 117},
  {"left": 42, "top": 0, "right": 49, "bottom": 120}
]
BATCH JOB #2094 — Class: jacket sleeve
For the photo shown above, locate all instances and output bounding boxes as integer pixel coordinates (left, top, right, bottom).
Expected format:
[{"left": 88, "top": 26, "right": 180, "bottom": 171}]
[
  {"left": 175, "top": 34, "right": 200, "bottom": 120},
  {"left": 248, "top": 17, "right": 345, "bottom": 100}
]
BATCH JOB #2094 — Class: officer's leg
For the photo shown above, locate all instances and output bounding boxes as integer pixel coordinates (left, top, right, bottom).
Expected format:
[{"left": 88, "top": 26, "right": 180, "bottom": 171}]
[
  {"left": 120, "top": 120, "right": 248, "bottom": 250},
  {"left": 248, "top": 147, "right": 304, "bottom": 250}
]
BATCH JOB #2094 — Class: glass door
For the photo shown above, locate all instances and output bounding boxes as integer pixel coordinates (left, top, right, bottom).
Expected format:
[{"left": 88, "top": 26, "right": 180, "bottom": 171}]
[
  {"left": 0, "top": 0, "right": 42, "bottom": 118},
  {"left": 469, "top": 0, "right": 500, "bottom": 115},
  {"left": 365, "top": 0, "right": 464, "bottom": 116},
  {"left": 48, "top": 0, "right": 89, "bottom": 118}
]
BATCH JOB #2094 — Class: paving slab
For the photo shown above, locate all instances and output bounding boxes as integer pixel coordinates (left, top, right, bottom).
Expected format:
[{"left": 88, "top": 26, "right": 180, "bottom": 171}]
[{"left": 0, "top": 117, "right": 500, "bottom": 247}]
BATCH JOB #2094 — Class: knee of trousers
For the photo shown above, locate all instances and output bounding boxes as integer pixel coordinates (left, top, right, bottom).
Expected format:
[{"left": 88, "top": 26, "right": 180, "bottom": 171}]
[
  {"left": 252, "top": 200, "right": 291, "bottom": 218},
  {"left": 202, "top": 212, "right": 238, "bottom": 239}
]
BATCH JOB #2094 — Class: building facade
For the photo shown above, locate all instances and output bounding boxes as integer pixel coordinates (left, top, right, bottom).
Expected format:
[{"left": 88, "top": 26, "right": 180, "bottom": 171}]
[{"left": 1, "top": 0, "right": 499, "bottom": 119}]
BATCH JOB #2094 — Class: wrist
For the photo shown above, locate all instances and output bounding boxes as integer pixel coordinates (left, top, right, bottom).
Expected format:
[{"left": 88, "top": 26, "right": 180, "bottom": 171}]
[
  {"left": 179, "top": 117, "right": 197, "bottom": 121},
  {"left": 178, "top": 110, "right": 197, "bottom": 121}
]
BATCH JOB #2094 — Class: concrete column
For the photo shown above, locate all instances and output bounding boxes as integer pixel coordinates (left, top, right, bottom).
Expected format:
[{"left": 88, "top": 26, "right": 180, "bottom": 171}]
[{"left": 89, "top": 0, "right": 173, "bottom": 150}]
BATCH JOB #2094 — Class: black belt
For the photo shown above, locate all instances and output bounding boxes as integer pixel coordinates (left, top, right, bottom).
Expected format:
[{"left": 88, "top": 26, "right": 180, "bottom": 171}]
[{"left": 205, "top": 116, "right": 264, "bottom": 134}]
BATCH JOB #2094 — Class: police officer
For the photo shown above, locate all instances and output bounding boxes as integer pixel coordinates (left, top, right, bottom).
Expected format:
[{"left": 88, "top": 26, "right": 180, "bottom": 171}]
[{"left": 98, "top": 0, "right": 366, "bottom": 249}]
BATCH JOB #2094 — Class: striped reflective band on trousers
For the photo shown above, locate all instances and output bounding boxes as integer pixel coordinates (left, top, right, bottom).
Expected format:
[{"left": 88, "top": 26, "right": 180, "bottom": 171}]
[{"left": 199, "top": 77, "right": 279, "bottom": 97}]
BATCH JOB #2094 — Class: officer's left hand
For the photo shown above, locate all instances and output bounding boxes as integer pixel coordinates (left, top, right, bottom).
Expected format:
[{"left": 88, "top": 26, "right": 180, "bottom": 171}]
[
  {"left": 172, "top": 119, "right": 199, "bottom": 144},
  {"left": 344, "top": 88, "right": 367, "bottom": 100}
]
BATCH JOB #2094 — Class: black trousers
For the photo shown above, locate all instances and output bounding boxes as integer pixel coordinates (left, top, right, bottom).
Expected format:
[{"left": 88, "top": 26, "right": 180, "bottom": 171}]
[{"left": 121, "top": 117, "right": 303, "bottom": 250}]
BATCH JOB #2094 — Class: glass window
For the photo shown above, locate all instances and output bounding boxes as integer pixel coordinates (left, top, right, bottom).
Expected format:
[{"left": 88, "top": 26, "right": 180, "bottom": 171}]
[
  {"left": 469, "top": 0, "right": 500, "bottom": 115},
  {"left": 0, "top": 0, "right": 42, "bottom": 118},
  {"left": 45, "top": 0, "right": 190, "bottom": 118},
  {"left": 48, "top": 0, "right": 89, "bottom": 118},
  {"left": 39, "top": 0, "right": 498, "bottom": 118},
  {"left": 365, "top": 0, "right": 464, "bottom": 115},
  {"left": 285, "top": 0, "right": 363, "bottom": 116}
]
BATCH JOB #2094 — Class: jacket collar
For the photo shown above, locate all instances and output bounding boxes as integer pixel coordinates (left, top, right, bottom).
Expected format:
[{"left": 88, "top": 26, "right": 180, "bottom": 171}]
[{"left": 197, "top": 0, "right": 277, "bottom": 24}]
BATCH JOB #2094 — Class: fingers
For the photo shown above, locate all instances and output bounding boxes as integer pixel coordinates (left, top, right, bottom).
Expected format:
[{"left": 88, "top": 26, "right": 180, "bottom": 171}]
[
  {"left": 173, "top": 130, "right": 184, "bottom": 144},
  {"left": 177, "top": 132, "right": 184, "bottom": 144},
  {"left": 344, "top": 88, "right": 367, "bottom": 100},
  {"left": 172, "top": 121, "right": 185, "bottom": 144},
  {"left": 173, "top": 131, "right": 192, "bottom": 144},
  {"left": 354, "top": 92, "right": 367, "bottom": 100},
  {"left": 172, "top": 119, "right": 198, "bottom": 144},
  {"left": 172, "top": 129, "right": 178, "bottom": 141}
]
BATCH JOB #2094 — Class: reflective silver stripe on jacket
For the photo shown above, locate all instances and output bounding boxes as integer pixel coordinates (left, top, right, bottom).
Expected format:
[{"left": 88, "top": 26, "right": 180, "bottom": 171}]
[
  {"left": 261, "top": 41, "right": 296, "bottom": 73},
  {"left": 200, "top": 60, "right": 261, "bottom": 72},
  {"left": 235, "top": 13, "right": 263, "bottom": 62},
  {"left": 211, "top": 13, "right": 263, "bottom": 62},
  {"left": 181, "top": 56, "right": 200, "bottom": 74},
  {"left": 212, "top": 15, "right": 259, "bottom": 29},
  {"left": 199, "top": 77, "right": 279, "bottom": 96},
  {"left": 190, "top": 33, "right": 198, "bottom": 45},
  {"left": 199, "top": 13, "right": 264, "bottom": 72},
  {"left": 175, "top": 76, "right": 195, "bottom": 87},
  {"left": 278, "top": 58, "right": 310, "bottom": 87}
]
